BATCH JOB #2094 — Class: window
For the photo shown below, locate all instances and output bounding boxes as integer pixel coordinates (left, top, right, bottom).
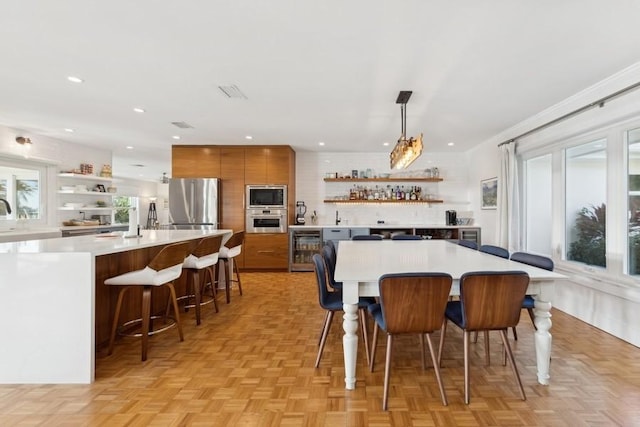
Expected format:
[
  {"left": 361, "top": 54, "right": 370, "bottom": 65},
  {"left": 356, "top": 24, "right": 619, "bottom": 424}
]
[
  {"left": 524, "top": 154, "right": 552, "bottom": 255},
  {"left": 0, "top": 160, "right": 44, "bottom": 221},
  {"left": 113, "top": 195, "right": 138, "bottom": 224},
  {"left": 565, "top": 139, "right": 607, "bottom": 268},
  {"left": 627, "top": 127, "right": 640, "bottom": 275}
]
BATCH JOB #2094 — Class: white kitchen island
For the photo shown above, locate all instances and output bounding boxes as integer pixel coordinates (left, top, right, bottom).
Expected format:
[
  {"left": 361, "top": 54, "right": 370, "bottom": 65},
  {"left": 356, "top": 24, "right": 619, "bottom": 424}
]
[{"left": 0, "top": 229, "right": 232, "bottom": 384}]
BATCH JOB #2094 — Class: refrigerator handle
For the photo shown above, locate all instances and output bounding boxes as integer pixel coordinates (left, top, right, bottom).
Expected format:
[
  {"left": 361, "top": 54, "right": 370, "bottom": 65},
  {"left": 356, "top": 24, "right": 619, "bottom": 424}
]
[{"left": 189, "top": 180, "right": 195, "bottom": 222}]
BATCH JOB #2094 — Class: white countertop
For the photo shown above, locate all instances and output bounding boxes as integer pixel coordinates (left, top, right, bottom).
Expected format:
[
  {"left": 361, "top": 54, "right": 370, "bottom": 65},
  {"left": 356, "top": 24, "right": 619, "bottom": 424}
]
[{"left": 0, "top": 229, "right": 233, "bottom": 256}]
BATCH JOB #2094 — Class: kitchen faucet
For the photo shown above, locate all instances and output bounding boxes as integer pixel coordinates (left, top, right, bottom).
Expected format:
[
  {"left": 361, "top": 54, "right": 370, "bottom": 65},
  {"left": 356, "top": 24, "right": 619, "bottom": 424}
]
[
  {"left": 335, "top": 210, "right": 341, "bottom": 225},
  {"left": 0, "top": 198, "right": 11, "bottom": 214}
]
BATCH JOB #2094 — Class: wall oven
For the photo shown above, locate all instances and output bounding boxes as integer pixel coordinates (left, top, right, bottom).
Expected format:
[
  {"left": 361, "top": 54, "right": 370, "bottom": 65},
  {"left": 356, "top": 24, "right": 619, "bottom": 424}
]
[
  {"left": 246, "top": 185, "right": 287, "bottom": 209},
  {"left": 246, "top": 208, "right": 288, "bottom": 233}
]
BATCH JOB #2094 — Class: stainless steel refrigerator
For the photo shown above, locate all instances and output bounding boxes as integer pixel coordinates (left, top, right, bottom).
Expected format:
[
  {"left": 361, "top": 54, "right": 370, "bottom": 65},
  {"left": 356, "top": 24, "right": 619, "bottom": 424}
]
[{"left": 168, "top": 178, "right": 221, "bottom": 229}]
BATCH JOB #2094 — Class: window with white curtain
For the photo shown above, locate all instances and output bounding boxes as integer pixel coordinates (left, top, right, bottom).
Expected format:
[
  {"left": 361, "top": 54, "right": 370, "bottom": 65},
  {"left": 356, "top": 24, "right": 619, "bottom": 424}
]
[
  {"left": 627, "top": 127, "right": 640, "bottom": 276},
  {"left": 524, "top": 154, "right": 552, "bottom": 256}
]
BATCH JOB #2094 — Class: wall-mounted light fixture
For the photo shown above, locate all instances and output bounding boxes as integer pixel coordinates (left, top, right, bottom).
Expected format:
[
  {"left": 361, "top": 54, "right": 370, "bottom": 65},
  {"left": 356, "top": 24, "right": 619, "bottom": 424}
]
[{"left": 16, "top": 136, "right": 32, "bottom": 145}]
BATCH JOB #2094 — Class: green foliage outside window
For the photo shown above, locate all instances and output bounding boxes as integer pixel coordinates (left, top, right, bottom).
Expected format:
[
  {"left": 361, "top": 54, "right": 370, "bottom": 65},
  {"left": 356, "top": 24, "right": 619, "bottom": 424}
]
[
  {"left": 113, "top": 196, "right": 131, "bottom": 224},
  {"left": 567, "top": 203, "right": 606, "bottom": 268}
]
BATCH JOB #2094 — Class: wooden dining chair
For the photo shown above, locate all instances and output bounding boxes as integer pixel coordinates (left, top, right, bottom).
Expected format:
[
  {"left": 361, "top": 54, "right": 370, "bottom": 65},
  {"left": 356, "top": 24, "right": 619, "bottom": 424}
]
[
  {"left": 352, "top": 234, "right": 383, "bottom": 240},
  {"left": 369, "top": 272, "right": 453, "bottom": 409},
  {"left": 439, "top": 270, "right": 530, "bottom": 404},
  {"left": 390, "top": 234, "right": 423, "bottom": 240}
]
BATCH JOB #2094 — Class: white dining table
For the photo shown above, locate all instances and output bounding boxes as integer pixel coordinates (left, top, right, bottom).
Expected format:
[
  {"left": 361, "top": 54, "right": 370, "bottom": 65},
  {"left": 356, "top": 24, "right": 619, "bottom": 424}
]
[{"left": 334, "top": 239, "right": 566, "bottom": 390}]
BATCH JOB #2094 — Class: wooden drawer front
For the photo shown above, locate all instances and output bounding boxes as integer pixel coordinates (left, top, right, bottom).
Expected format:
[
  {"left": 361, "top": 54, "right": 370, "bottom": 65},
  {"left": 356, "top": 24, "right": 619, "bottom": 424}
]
[{"left": 244, "top": 233, "right": 289, "bottom": 269}]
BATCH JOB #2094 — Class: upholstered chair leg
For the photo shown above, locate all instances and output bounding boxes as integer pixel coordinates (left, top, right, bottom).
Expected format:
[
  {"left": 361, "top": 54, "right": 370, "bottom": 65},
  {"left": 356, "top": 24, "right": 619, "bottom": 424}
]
[
  {"left": 382, "top": 334, "right": 393, "bottom": 411},
  {"left": 437, "top": 318, "right": 448, "bottom": 367},
  {"left": 205, "top": 265, "right": 219, "bottom": 313},
  {"left": 223, "top": 259, "right": 231, "bottom": 304},
  {"left": 359, "top": 308, "right": 371, "bottom": 366},
  {"left": 484, "top": 331, "right": 490, "bottom": 366},
  {"left": 473, "top": 331, "right": 478, "bottom": 343},
  {"left": 512, "top": 326, "right": 518, "bottom": 340},
  {"left": 108, "top": 286, "right": 129, "bottom": 356},
  {"left": 192, "top": 270, "right": 202, "bottom": 325},
  {"left": 233, "top": 260, "right": 242, "bottom": 296},
  {"left": 370, "top": 324, "right": 379, "bottom": 372},
  {"left": 499, "top": 329, "right": 526, "bottom": 400},
  {"left": 425, "top": 332, "right": 448, "bottom": 406},
  {"left": 141, "top": 286, "right": 152, "bottom": 361},
  {"left": 527, "top": 308, "right": 537, "bottom": 330},
  {"left": 315, "top": 311, "right": 334, "bottom": 368},
  {"left": 464, "top": 330, "right": 471, "bottom": 404}
]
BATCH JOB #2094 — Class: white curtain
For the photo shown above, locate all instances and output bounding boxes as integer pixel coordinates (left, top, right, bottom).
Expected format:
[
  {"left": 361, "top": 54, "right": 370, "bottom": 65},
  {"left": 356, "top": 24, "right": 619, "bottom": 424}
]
[{"left": 498, "top": 142, "right": 521, "bottom": 252}]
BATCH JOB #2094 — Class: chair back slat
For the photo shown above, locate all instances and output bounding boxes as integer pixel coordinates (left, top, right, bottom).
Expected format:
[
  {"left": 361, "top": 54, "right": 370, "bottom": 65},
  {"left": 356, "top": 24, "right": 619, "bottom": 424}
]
[
  {"left": 149, "top": 241, "right": 191, "bottom": 271},
  {"left": 224, "top": 230, "right": 245, "bottom": 249},
  {"left": 379, "top": 272, "right": 452, "bottom": 334},
  {"left": 459, "top": 271, "right": 529, "bottom": 331},
  {"left": 510, "top": 252, "right": 554, "bottom": 271},
  {"left": 192, "top": 235, "right": 224, "bottom": 258}
]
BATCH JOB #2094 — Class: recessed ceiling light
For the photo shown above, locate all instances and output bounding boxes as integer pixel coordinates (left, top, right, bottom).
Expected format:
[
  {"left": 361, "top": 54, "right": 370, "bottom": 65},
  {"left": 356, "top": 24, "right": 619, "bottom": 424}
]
[
  {"left": 133, "top": 107, "right": 145, "bottom": 113},
  {"left": 64, "top": 128, "right": 75, "bottom": 133},
  {"left": 447, "top": 142, "right": 455, "bottom": 146},
  {"left": 172, "top": 136, "right": 181, "bottom": 140},
  {"left": 126, "top": 146, "right": 134, "bottom": 150},
  {"left": 67, "top": 76, "right": 83, "bottom": 83},
  {"left": 319, "top": 141, "right": 325, "bottom": 146},
  {"left": 245, "top": 135, "right": 253, "bottom": 140},
  {"left": 383, "top": 142, "right": 390, "bottom": 146}
]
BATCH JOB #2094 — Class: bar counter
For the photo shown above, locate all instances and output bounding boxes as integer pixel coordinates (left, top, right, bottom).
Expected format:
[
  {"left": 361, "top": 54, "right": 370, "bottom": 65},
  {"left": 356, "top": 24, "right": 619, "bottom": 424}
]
[{"left": 0, "top": 229, "right": 232, "bottom": 384}]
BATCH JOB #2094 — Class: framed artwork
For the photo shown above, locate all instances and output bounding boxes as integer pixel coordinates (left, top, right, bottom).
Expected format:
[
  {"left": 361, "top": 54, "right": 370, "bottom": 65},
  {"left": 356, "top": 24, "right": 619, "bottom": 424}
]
[{"left": 481, "top": 177, "right": 497, "bottom": 209}]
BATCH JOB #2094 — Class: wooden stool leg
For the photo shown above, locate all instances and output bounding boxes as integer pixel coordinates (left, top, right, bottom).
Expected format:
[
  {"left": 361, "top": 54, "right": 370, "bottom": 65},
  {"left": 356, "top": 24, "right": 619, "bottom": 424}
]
[
  {"left": 141, "top": 286, "right": 152, "bottom": 361},
  {"left": 166, "top": 282, "right": 184, "bottom": 342},
  {"left": 233, "top": 259, "right": 242, "bottom": 296},
  {"left": 205, "top": 265, "right": 219, "bottom": 313},
  {"left": 108, "top": 286, "right": 129, "bottom": 356},
  {"left": 192, "top": 270, "right": 202, "bottom": 325},
  {"left": 223, "top": 259, "right": 231, "bottom": 304}
]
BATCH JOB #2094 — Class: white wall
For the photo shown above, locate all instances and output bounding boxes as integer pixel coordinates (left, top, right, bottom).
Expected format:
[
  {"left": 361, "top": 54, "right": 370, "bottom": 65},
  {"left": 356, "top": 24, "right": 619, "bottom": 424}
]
[{"left": 295, "top": 150, "right": 475, "bottom": 228}]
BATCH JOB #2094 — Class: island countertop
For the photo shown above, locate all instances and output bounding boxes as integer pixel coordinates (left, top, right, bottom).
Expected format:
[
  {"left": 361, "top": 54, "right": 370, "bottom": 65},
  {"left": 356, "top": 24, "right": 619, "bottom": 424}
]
[{"left": 0, "top": 229, "right": 233, "bottom": 256}]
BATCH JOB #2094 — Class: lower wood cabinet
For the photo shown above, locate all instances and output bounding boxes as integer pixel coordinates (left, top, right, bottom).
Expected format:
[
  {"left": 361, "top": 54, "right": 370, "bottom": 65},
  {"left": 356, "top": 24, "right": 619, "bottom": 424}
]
[{"left": 244, "top": 233, "right": 289, "bottom": 270}]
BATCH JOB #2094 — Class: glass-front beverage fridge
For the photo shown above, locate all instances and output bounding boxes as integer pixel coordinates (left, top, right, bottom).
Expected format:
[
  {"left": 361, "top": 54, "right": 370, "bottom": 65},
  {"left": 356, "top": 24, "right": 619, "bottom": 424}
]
[{"left": 289, "top": 228, "right": 322, "bottom": 271}]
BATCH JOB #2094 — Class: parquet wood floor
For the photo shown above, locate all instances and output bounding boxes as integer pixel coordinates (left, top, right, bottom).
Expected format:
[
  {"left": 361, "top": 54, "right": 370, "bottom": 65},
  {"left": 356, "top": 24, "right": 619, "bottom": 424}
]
[{"left": 1, "top": 272, "right": 640, "bottom": 426}]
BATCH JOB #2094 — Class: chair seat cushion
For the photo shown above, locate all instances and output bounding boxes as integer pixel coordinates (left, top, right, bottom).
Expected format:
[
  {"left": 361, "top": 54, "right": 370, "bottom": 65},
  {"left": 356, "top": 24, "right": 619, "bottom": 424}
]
[
  {"left": 444, "top": 301, "right": 465, "bottom": 328},
  {"left": 183, "top": 253, "right": 219, "bottom": 269},
  {"left": 219, "top": 245, "right": 241, "bottom": 259},
  {"left": 522, "top": 295, "right": 535, "bottom": 309},
  {"left": 104, "top": 264, "right": 183, "bottom": 286}
]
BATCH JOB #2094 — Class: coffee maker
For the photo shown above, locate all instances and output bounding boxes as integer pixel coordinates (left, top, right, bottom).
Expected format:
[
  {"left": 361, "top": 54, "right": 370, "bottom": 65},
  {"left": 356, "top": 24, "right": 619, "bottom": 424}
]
[
  {"left": 295, "top": 201, "right": 307, "bottom": 225},
  {"left": 446, "top": 210, "right": 457, "bottom": 225}
]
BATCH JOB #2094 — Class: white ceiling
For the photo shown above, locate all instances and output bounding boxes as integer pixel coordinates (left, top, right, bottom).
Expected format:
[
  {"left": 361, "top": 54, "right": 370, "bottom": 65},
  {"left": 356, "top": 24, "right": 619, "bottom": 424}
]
[{"left": 1, "top": 1, "right": 640, "bottom": 181}]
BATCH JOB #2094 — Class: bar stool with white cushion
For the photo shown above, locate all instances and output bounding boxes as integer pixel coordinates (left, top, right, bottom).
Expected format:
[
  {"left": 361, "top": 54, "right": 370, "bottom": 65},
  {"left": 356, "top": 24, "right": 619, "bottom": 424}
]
[
  {"left": 105, "top": 241, "right": 190, "bottom": 361},
  {"left": 218, "top": 231, "right": 244, "bottom": 303},
  {"left": 181, "top": 234, "right": 224, "bottom": 325}
]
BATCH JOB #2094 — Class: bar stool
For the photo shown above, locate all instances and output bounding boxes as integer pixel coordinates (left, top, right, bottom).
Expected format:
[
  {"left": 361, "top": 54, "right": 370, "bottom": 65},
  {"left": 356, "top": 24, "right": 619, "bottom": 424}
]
[
  {"left": 105, "top": 241, "right": 190, "bottom": 361},
  {"left": 180, "top": 234, "right": 224, "bottom": 325},
  {"left": 217, "top": 231, "right": 244, "bottom": 303}
]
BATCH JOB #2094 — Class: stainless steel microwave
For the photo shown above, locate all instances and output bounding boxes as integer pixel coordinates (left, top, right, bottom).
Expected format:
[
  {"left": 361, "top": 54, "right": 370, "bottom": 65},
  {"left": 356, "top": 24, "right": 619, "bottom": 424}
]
[{"left": 246, "top": 185, "right": 287, "bottom": 209}]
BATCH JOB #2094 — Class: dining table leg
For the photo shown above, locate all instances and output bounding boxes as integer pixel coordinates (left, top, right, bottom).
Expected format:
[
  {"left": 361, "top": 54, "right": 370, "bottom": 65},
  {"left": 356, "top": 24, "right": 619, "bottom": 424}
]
[
  {"left": 533, "top": 296, "right": 553, "bottom": 385},
  {"left": 342, "top": 281, "right": 360, "bottom": 390}
]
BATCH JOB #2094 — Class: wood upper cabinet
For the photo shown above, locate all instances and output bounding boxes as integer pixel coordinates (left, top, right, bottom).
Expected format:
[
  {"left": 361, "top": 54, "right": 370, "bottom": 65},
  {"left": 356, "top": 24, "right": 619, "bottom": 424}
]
[
  {"left": 172, "top": 146, "right": 221, "bottom": 178},
  {"left": 244, "top": 148, "right": 269, "bottom": 184},
  {"left": 244, "top": 146, "right": 294, "bottom": 185}
]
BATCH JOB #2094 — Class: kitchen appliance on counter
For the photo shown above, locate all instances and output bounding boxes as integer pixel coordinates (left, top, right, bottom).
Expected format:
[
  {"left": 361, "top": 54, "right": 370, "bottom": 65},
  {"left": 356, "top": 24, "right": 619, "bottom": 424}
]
[
  {"left": 446, "top": 210, "right": 457, "bottom": 226},
  {"left": 295, "top": 201, "right": 307, "bottom": 225},
  {"left": 168, "top": 178, "right": 221, "bottom": 229}
]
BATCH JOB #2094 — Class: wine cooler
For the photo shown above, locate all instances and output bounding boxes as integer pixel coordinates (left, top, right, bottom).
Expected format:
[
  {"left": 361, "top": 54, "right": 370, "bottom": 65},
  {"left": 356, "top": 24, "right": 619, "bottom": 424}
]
[{"left": 289, "top": 228, "right": 322, "bottom": 272}]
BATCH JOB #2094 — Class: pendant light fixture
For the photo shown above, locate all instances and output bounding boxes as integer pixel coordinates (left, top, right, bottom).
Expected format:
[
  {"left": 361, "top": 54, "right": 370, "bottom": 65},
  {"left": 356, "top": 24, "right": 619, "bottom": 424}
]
[{"left": 390, "top": 91, "right": 423, "bottom": 169}]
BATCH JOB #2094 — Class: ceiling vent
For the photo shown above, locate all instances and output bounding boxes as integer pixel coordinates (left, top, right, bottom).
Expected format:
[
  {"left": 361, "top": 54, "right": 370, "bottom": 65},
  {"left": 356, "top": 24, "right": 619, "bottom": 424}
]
[
  {"left": 218, "top": 84, "right": 247, "bottom": 99},
  {"left": 171, "top": 121, "right": 194, "bottom": 129}
]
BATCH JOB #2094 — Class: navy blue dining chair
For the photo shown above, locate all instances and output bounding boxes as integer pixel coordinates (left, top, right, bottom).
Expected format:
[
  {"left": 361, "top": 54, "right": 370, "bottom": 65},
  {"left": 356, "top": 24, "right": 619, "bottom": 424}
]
[
  {"left": 321, "top": 244, "right": 342, "bottom": 291},
  {"left": 352, "top": 234, "right": 383, "bottom": 240},
  {"left": 509, "top": 252, "right": 554, "bottom": 339},
  {"left": 391, "top": 234, "right": 423, "bottom": 240},
  {"left": 312, "top": 254, "right": 374, "bottom": 367},
  {"left": 457, "top": 239, "right": 478, "bottom": 250},
  {"left": 479, "top": 244, "right": 509, "bottom": 259}
]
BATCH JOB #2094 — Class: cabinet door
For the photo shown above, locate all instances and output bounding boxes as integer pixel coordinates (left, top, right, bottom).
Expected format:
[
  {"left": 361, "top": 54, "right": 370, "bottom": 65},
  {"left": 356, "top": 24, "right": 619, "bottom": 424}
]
[
  {"left": 172, "top": 146, "right": 221, "bottom": 178},
  {"left": 220, "top": 148, "right": 246, "bottom": 267},
  {"left": 266, "top": 147, "right": 293, "bottom": 185},
  {"left": 244, "top": 233, "right": 289, "bottom": 269},
  {"left": 244, "top": 148, "right": 268, "bottom": 184}
]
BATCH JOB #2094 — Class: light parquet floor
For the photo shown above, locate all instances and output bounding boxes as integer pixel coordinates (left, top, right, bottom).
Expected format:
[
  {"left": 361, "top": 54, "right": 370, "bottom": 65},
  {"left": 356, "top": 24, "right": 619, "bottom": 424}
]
[{"left": 1, "top": 272, "right": 640, "bottom": 426}]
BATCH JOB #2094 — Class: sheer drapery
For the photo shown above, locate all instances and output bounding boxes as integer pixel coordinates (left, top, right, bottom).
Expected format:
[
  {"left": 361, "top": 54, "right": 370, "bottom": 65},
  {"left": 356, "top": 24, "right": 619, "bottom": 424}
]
[{"left": 498, "top": 142, "right": 520, "bottom": 251}]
